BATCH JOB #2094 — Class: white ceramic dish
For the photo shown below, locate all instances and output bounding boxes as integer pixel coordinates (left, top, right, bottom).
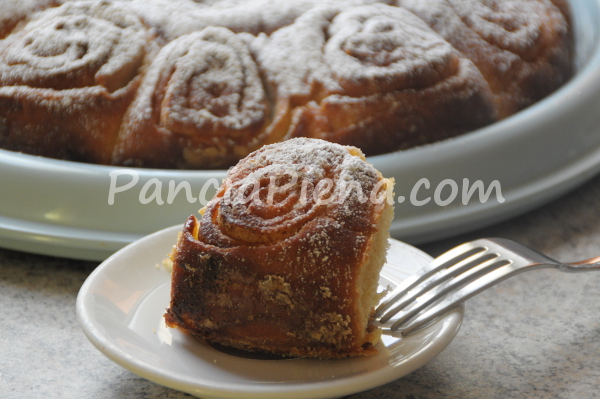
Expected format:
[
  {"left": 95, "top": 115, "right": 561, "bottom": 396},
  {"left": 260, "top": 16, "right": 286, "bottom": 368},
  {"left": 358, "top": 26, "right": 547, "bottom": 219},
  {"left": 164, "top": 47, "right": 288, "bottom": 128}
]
[
  {"left": 2, "top": 0, "right": 600, "bottom": 261},
  {"left": 76, "top": 225, "right": 464, "bottom": 399}
]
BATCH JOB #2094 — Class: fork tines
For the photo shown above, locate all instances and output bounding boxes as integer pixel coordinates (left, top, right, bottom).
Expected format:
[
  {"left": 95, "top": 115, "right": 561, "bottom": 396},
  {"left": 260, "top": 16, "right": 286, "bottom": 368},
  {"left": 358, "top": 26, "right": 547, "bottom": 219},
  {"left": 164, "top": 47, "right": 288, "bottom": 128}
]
[{"left": 375, "top": 242, "right": 512, "bottom": 335}]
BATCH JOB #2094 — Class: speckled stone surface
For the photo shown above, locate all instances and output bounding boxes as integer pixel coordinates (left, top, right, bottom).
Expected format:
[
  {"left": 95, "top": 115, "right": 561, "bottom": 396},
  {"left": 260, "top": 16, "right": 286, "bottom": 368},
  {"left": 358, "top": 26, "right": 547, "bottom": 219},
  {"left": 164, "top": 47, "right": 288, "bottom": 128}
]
[{"left": 2, "top": 174, "right": 600, "bottom": 399}]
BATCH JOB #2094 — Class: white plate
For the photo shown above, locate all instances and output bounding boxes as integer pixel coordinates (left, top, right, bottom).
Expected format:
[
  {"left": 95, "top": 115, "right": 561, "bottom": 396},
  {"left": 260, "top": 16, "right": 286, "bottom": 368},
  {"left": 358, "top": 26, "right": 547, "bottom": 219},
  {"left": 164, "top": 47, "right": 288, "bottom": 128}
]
[
  {"left": 3, "top": 0, "right": 600, "bottom": 261},
  {"left": 76, "top": 225, "right": 463, "bottom": 399}
]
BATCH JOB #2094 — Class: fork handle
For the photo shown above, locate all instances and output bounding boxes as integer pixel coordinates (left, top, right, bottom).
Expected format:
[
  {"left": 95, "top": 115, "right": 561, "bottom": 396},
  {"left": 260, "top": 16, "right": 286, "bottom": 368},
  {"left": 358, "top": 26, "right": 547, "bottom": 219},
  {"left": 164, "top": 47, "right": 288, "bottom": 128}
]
[
  {"left": 564, "top": 256, "right": 600, "bottom": 271},
  {"left": 400, "top": 257, "right": 600, "bottom": 335}
]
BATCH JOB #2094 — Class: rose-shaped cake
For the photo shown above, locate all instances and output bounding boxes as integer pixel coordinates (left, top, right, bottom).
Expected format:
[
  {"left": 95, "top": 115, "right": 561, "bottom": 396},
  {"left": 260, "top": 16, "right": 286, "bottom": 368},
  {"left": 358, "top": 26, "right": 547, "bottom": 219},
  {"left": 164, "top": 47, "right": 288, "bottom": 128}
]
[
  {"left": 165, "top": 138, "right": 395, "bottom": 358},
  {"left": 397, "top": 0, "right": 572, "bottom": 117},
  {"left": 113, "top": 27, "right": 288, "bottom": 169},
  {"left": 250, "top": 3, "right": 498, "bottom": 156},
  {"left": 0, "top": 0, "right": 152, "bottom": 163},
  {"left": 0, "top": 0, "right": 573, "bottom": 168}
]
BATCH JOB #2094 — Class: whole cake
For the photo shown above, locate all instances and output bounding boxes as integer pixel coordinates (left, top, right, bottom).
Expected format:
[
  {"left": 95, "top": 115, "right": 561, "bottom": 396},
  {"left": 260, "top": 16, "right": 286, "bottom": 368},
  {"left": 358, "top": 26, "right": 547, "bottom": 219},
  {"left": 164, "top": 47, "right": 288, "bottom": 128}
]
[
  {"left": 164, "top": 138, "right": 395, "bottom": 358},
  {"left": 0, "top": 0, "right": 573, "bottom": 168}
]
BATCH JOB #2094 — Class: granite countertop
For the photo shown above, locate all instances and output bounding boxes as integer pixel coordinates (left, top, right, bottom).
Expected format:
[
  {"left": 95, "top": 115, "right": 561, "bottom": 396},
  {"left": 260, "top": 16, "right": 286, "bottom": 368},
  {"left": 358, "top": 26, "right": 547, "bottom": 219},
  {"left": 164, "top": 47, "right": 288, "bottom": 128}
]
[{"left": 2, "top": 174, "right": 600, "bottom": 399}]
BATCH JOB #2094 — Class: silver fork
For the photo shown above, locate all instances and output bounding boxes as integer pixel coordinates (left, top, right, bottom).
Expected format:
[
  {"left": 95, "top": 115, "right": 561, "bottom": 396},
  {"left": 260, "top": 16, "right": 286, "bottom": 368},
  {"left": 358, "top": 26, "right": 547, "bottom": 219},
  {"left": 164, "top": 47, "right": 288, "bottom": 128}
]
[{"left": 373, "top": 238, "right": 600, "bottom": 336}]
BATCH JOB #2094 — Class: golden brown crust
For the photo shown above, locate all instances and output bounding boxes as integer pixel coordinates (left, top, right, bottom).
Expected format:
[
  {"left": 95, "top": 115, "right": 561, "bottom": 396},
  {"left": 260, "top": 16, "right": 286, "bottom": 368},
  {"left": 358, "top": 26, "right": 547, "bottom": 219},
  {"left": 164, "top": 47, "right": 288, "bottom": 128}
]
[
  {"left": 165, "top": 138, "right": 393, "bottom": 358},
  {"left": 0, "top": 84, "right": 139, "bottom": 163},
  {"left": 289, "top": 62, "right": 498, "bottom": 154}
]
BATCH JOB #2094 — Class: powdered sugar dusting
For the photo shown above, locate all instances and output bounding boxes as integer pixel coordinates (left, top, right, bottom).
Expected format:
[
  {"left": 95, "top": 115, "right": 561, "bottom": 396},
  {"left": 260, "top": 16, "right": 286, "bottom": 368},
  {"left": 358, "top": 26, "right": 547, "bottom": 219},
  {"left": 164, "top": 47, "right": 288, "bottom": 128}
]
[
  {"left": 447, "top": 0, "right": 564, "bottom": 55},
  {"left": 158, "top": 28, "right": 267, "bottom": 134},
  {"left": 249, "top": 3, "right": 463, "bottom": 101},
  {"left": 325, "top": 4, "right": 458, "bottom": 94},
  {"left": 210, "top": 138, "right": 386, "bottom": 244},
  {"left": 123, "top": 0, "right": 394, "bottom": 40},
  {"left": 397, "top": 0, "right": 570, "bottom": 116},
  {"left": 0, "top": 0, "right": 147, "bottom": 92},
  {"left": 112, "top": 26, "right": 273, "bottom": 169},
  {"left": 235, "top": 137, "right": 355, "bottom": 172},
  {"left": 398, "top": 0, "right": 567, "bottom": 57}
]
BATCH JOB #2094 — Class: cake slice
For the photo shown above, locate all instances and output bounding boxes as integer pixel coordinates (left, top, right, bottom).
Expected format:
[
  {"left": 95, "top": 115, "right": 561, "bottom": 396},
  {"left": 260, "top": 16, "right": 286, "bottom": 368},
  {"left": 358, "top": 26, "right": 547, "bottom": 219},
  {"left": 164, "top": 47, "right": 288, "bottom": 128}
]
[{"left": 165, "top": 138, "right": 394, "bottom": 358}]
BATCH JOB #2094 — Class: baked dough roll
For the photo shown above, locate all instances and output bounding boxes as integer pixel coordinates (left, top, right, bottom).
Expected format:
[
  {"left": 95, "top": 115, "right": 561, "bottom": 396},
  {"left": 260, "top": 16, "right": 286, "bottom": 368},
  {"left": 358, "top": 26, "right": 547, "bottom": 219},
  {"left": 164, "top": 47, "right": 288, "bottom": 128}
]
[
  {"left": 397, "top": 0, "right": 573, "bottom": 118},
  {"left": 250, "top": 3, "right": 497, "bottom": 156},
  {"left": 165, "top": 138, "right": 395, "bottom": 358},
  {"left": 113, "top": 27, "right": 289, "bottom": 169},
  {"left": 0, "top": 0, "right": 151, "bottom": 164}
]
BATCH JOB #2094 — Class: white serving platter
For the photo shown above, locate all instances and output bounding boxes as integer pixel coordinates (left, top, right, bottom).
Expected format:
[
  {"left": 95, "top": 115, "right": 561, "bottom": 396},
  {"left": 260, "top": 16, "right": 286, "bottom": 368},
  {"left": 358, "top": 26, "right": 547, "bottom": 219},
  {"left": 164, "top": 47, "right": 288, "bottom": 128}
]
[{"left": 1, "top": 0, "right": 600, "bottom": 261}]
